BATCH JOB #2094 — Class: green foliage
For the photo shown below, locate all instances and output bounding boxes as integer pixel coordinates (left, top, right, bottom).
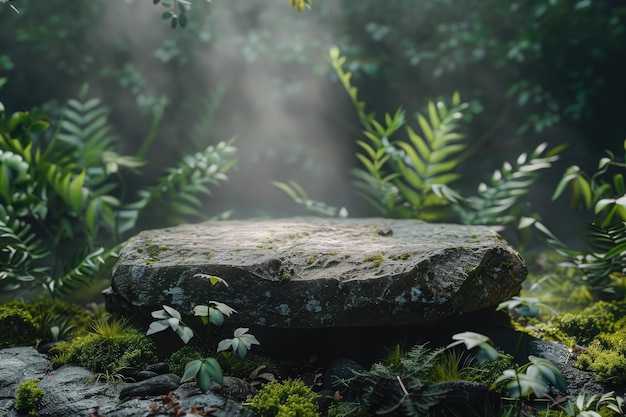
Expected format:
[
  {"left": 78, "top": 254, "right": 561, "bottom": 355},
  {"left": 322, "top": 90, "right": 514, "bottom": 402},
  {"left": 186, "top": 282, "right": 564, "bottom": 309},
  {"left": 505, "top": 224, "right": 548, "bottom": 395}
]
[
  {"left": 246, "top": 379, "right": 319, "bottom": 417},
  {"left": 147, "top": 274, "right": 259, "bottom": 392},
  {"left": 278, "top": 47, "right": 557, "bottom": 232},
  {"left": 0, "top": 303, "right": 38, "bottom": 348},
  {"left": 14, "top": 379, "right": 44, "bottom": 415},
  {"left": 0, "top": 84, "right": 237, "bottom": 300},
  {"left": 449, "top": 142, "right": 562, "bottom": 227},
  {"left": 523, "top": 141, "right": 626, "bottom": 299},
  {"left": 555, "top": 392, "right": 625, "bottom": 417},
  {"left": 340, "top": 344, "right": 448, "bottom": 417},
  {"left": 53, "top": 315, "right": 157, "bottom": 374},
  {"left": 1, "top": 300, "right": 89, "bottom": 345},
  {"left": 272, "top": 181, "right": 348, "bottom": 218}
]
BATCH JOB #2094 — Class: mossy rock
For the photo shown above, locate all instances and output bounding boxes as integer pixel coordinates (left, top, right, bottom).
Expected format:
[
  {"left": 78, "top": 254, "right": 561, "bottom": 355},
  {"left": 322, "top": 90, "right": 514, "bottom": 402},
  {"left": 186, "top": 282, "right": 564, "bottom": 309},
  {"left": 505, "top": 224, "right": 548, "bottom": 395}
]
[{"left": 0, "top": 304, "right": 38, "bottom": 348}]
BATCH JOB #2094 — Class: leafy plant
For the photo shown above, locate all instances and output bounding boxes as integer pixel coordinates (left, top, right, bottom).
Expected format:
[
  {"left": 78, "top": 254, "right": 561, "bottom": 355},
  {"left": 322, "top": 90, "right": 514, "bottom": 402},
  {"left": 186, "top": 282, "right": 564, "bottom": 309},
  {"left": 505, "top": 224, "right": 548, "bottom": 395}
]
[
  {"left": 553, "top": 392, "right": 625, "bottom": 417},
  {"left": 521, "top": 140, "right": 626, "bottom": 299},
  {"left": 338, "top": 344, "right": 449, "bottom": 417},
  {"left": 146, "top": 274, "right": 260, "bottom": 392},
  {"left": 449, "top": 296, "right": 567, "bottom": 417},
  {"left": 277, "top": 47, "right": 558, "bottom": 233},
  {"left": 0, "top": 81, "right": 237, "bottom": 299}
]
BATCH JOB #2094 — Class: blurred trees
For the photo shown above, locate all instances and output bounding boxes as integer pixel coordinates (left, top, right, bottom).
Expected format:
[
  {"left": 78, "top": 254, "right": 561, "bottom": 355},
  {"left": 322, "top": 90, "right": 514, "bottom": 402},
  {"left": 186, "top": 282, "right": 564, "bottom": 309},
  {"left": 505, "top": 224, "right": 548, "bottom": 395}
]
[{"left": 0, "top": 0, "right": 624, "bottom": 221}]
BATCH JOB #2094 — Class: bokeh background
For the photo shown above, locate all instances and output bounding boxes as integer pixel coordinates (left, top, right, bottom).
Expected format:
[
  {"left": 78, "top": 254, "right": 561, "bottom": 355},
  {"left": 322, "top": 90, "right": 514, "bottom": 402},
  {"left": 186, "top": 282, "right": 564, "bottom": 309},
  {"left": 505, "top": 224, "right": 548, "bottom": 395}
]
[{"left": 1, "top": 0, "right": 624, "bottom": 245}]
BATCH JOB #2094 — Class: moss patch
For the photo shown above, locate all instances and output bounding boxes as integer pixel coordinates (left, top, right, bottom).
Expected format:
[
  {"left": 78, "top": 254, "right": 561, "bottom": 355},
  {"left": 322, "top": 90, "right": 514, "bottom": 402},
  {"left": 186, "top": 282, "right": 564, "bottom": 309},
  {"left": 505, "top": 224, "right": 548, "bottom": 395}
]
[{"left": 364, "top": 253, "right": 384, "bottom": 267}]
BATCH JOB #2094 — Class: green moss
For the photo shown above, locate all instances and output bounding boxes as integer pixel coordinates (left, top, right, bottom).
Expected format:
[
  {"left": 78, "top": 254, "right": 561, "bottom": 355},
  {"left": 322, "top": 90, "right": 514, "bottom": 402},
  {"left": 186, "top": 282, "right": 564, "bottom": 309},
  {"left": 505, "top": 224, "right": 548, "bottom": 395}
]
[
  {"left": 247, "top": 379, "right": 319, "bottom": 417},
  {"left": 288, "top": 232, "right": 309, "bottom": 240},
  {"left": 577, "top": 342, "right": 626, "bottom": 384},
  {"left": 305, "top": 255, "right": 314, "bottom": 264},
  {"left": 52, "top": 316, "right": 157, "bottom": 374},
  {"left": 388, "top": 253, "right": 411, "bottom": 261},
  {"left": 0, "top": 304, "right": 38, "bottom": 348},
  {"left": 167, "top": 345, "right": 203, "bottom": 377},
  {"left": 551, "top": 301, "right": 626, "bottom": 344},
  {"left": 203, "top": 251, "right": 212, "bottom": 261},
  {"left": 364, "top": 253, "right": 384, "bottom": 267},
  {"left": 280, "top": 272, "right": 292, "bottom": 281},
  {"left": 14, "top": 379, "right": 44, "bottom": 414},
  {"left": 146, "top": 243, "right": 168, "bottom": 257}
]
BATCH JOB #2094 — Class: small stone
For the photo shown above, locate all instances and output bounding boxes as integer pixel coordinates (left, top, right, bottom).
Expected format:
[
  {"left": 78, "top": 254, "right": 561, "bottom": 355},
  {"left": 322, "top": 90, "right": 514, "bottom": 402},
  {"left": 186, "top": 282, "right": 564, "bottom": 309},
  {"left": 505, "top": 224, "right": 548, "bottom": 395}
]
[
  {"left": 119, "top": 373, "right": 181, "bottom": 400},
  {"left": 145, "top": 362, "right": 169, "bottom": 375},
  {"left": 135, "top": 370, "right": 158, "bottom": 381}
]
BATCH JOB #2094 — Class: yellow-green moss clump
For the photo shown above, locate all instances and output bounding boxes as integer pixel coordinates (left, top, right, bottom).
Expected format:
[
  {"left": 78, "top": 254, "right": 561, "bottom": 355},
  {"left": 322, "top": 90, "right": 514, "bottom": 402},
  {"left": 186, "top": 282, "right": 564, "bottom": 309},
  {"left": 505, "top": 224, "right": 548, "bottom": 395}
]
[
  {"left": 576, "top": 328, "right": 626, "bottom": 384},
  {"left": 247, "top": 379, "right": 319, "bottom": 417},
  {"left": 14, "top": 379, "right": 44, "bottom": 416},
  {"left": 0, "top": 304, "right": 38, "bottom": 348},
  {"left": 52, "top": 316, "right": 157, "bottom": 374},
  {"left": 546, "top": 301, "right": 626, "bottom": 345},
  {"left": 364, "top": 253, "right": 384, "bottom": 267},
  {"left": 540, "top": 300, "right": 626, "bottom": 384}
]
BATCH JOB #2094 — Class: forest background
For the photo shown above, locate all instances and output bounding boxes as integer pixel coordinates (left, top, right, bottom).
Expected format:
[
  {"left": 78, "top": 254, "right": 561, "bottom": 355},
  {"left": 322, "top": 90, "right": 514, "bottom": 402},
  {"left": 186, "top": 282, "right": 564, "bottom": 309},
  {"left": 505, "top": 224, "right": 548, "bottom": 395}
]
[{"left": 0, "top": 0, "right": 625, "bottom": 301}]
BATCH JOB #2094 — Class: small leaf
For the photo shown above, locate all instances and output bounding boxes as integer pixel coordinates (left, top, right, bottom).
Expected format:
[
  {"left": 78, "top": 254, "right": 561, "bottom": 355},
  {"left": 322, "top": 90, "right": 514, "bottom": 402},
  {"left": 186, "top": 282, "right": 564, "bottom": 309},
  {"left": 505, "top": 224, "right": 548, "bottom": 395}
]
[{"left": 181, "top": 359, "right": 202, "bottom": 382}]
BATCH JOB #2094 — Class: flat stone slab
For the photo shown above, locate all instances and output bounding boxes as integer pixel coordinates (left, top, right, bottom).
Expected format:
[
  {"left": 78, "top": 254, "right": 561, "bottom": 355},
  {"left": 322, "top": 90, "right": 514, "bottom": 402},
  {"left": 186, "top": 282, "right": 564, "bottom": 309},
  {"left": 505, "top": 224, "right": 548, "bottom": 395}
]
[{"left": 105, "top": 217, "right": 526, "bottom": 330}]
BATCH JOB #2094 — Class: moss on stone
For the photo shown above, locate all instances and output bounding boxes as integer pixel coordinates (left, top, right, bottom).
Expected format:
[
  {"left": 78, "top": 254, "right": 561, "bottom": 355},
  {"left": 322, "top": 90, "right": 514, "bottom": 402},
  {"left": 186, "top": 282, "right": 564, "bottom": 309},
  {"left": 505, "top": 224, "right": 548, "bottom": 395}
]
[
  {"left": 364, "top": 253, "right": 384, "bottom": 267},
  {"left": 388, "top": 253, "right": 411, "bottom": 261}
]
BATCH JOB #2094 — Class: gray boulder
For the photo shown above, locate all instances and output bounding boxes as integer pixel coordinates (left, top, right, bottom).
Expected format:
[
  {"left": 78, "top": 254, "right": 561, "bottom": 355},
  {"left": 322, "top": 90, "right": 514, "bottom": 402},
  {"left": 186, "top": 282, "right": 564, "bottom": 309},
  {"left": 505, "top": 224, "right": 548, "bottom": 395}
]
[{"left": 105, "top": 217, "right": 526, "bottom": 331}]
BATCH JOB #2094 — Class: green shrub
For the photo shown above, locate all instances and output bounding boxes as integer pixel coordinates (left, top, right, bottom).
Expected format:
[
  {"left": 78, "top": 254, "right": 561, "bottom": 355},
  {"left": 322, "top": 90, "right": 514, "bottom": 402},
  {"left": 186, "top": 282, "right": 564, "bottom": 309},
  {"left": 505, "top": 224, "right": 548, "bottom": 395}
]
[
  {"left": 53, "top": 316, "right": 156, "bottom": 374},
  {"left": 246, "top": 379, "right": 319, "bottom": 417},
  {"left": 14, "top": 379, "right": 44, "bottom": 415},
  {"left": 0, "top": 304, "right": 38, "bottom": 348}
]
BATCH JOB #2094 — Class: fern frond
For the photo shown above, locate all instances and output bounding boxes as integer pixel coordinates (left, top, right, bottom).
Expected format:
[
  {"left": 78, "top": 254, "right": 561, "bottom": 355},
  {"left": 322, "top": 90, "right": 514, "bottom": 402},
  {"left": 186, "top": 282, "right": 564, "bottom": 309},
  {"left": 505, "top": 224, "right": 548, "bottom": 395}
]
[
  {"left": 390, "top": 96, "right": 468, "bottom": 219},
  {"left": 0, "top": 206, "right": 50, "bottom": 290},
  {"left": 47, "top": 245, "right": 120, "bottom": 297},
  {"left": 137, "top": 139, "right": 237, "bottom": 225},
  {"left": 272, "top": 181, "right": 346, "bottom": 217},
  {"left": 457, "top": 142, "right": 559, "bottom": 226}
]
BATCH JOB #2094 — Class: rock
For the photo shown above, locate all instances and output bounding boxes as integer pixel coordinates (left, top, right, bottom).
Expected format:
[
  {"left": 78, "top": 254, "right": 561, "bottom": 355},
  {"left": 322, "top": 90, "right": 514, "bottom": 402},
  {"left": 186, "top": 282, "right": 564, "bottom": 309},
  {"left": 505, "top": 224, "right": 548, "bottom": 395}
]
[
  {"left": 119, "top": 373, "right": 180, "bottom": 400},
  {"left": 134, "top": 370, "right": 158, "bottom": 381},
  {"left": 145, "top": 362, "right": 169, "bottom": 375},
  {"left": 105, "top": 217, "right": 526, "bottom": 332},
  {"left": 0, "top": 347, "right": 254, "bottom": 417}
]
